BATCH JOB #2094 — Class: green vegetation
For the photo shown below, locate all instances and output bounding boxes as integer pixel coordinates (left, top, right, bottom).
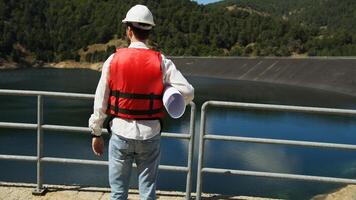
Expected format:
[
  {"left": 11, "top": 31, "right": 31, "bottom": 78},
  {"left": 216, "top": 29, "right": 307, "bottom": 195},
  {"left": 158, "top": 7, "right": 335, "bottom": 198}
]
[
  {"left": 212, "top": 0, "right": 356, "bottom": 56},
  {"left": 1, "top": 0, "right": 356, "bottom": 65}
]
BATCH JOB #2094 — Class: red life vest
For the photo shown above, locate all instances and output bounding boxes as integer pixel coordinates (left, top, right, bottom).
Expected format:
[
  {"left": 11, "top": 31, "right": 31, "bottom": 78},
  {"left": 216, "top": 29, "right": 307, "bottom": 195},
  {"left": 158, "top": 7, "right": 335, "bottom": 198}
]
[{"left": 107, "top": 48, "right": 164, "bottom": 119}]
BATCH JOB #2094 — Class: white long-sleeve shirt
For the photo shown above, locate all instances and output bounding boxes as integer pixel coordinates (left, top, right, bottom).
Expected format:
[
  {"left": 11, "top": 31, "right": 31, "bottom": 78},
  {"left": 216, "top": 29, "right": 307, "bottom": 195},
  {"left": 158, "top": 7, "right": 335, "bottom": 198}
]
[{"left": 88, "top": 41, "right": 194, "bottom": 140}]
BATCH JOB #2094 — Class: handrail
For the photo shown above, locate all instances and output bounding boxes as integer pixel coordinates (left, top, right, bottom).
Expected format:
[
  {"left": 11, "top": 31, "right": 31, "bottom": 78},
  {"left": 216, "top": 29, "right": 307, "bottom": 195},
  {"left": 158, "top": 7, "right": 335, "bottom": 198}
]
[
  {"left": 0, "top": 89, "right": 196, "bottom": 199},
  {"left": 0, "top": 89, "right": 94, "bottom": 99},
  {"left": 196, "top": 100, "right": 356, "bottom": 200}
]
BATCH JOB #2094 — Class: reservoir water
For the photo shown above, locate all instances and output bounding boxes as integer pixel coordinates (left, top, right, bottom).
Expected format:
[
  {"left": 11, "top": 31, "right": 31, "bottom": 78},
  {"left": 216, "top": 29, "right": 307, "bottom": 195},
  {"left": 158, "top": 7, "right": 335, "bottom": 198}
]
[{"left": 1, "top": 68, "right": 356, "bottom": 199}]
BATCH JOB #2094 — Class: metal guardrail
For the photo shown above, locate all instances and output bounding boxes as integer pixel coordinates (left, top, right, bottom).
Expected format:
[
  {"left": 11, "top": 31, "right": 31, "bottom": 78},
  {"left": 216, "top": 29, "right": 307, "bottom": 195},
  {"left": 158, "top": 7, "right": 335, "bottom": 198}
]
[
  {"left": 4, "top": 90, "right": 356, "bottom": 199},
  {"left": 196, "top": 100, "right": 356, "bottom": 200},
  {"left": 0, "top": 89, "right": 196, "bottom": 200}
]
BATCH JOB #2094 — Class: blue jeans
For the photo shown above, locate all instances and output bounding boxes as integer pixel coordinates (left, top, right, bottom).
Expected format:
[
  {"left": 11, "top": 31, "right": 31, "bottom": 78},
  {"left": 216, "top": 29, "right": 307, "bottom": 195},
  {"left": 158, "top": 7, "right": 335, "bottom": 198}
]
[{"left": 108, "top": 133, "right": 161, "bottom": 200}]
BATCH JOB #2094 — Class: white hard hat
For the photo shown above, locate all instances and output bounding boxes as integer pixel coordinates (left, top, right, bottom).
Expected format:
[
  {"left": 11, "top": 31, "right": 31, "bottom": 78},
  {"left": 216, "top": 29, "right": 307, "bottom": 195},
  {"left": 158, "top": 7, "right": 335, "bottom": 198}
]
[
  {"left": 122, "top": 5, "right": 155, "bottom": 30},
  {"left": 163, "top": 86, "right": 186, "bottom": 119}
]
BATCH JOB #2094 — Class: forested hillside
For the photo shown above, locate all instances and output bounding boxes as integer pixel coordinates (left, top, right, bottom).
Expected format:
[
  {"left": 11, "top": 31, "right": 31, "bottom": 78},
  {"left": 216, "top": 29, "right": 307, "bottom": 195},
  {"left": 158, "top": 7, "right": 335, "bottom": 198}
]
[
  {"left": 1, "top": 0, "right": 356, "bottom": 66},
  {"left": 212, "top": 0, "right": 356, "bottom": 31},
  {"left": 212, "top": 0, "right": 356, "bottom": 56}
]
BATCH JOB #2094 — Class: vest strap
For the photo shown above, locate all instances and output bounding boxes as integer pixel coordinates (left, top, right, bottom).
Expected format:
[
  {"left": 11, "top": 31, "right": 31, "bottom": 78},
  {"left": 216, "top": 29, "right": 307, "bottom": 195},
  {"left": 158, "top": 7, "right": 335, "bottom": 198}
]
[
  {"left": 114, "top": 90, "right": 120, "bottom": 114},
  {"left": 110, "top": 90, "right": 162, "bottom": 100},
  {"left": 105, "top": 115, "right": 115, "bottom": 135},
  {"left": 109, "top": 105, "right": 163, "bottom": 116},
  {"left": 149, "top": 93, "right": 154, "bottom": 116}
]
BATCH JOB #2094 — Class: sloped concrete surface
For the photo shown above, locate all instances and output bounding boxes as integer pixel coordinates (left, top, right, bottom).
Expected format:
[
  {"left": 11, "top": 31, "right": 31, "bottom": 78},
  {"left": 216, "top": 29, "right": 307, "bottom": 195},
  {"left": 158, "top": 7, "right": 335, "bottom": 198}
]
[{"left": 172, "top": 57, "right": 356, "bottom": 97}]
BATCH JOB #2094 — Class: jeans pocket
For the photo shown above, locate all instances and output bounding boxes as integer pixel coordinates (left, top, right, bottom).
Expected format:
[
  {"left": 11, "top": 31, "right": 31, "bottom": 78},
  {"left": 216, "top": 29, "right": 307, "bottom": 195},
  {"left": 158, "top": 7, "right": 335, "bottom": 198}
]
[
  {"left": 137, "top": 135, "right": 161, "bottom": 156},
  {"left": 142, "top": 134, "right": 161, "bottom": 144},
  {"left": 109, "top": 134, "right": 130, "bottom": 158}
]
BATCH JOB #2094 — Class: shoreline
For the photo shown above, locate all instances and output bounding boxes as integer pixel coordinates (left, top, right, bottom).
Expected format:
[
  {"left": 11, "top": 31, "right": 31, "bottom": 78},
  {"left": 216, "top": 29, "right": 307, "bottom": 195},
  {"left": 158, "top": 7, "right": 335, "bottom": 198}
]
[
  {"left": 45, "top": 61, "right": 104, "bottom": 71},
  {"left": 0, "top": 60, "right": 104, "bottom": 71}
]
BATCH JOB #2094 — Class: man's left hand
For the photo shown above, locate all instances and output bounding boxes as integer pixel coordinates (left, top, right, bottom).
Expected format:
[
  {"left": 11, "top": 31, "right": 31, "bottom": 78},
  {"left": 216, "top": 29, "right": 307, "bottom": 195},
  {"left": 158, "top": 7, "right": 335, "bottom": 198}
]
[{"left": 92, "top": 136, "right": 104, "bottom": 156}]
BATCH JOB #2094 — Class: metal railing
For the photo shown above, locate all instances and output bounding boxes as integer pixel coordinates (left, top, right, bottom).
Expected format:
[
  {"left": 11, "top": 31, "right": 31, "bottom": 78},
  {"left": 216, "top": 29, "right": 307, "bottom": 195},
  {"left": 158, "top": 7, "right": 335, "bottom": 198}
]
[
  {"left": 196, "top": 100, "right": 356, "bottom": 200},
  {"left": 0, "top": 89, "right": 196, "bottom": 200}
]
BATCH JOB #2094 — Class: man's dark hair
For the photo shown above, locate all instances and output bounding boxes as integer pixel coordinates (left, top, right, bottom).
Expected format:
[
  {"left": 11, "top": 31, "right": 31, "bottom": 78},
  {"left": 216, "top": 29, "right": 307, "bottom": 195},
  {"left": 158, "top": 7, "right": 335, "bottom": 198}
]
[{"left": 126, "top": 23, "right": 150, "bottom": 41}]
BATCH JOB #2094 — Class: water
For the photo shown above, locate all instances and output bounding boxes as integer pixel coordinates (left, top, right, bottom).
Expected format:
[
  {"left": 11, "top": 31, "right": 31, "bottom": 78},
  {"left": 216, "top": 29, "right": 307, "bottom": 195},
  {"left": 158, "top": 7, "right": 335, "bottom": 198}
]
[{"left": 1, "top": 68, "right": 356, "bottom": 199}]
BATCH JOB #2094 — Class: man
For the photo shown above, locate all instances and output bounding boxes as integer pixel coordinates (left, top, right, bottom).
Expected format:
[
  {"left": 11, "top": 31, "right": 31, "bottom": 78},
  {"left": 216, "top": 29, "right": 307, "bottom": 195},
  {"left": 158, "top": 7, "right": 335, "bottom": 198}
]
[{"left": 88, "top": 4, "right": 194, "bottom": 200}]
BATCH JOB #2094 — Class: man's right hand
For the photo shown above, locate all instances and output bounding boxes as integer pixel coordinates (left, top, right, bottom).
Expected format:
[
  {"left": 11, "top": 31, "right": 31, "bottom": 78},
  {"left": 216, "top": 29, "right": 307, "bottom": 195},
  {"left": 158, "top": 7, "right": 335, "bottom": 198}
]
[{"left": 92, "top": 136, "right": 104, "bottom": 156}]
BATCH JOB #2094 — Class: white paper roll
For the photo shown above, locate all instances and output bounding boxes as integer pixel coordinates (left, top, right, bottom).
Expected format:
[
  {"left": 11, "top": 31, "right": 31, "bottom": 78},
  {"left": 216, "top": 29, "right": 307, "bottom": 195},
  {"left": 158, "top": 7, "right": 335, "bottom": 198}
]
[{"left": 163, "top": 86, "right": 186, "bottom": 119}]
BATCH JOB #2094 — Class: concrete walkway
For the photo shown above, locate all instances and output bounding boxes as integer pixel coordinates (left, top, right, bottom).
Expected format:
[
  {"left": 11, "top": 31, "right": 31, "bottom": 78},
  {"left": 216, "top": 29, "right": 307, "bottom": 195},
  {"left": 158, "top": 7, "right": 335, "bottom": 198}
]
[
  {"left": 0, "top": 182, "right": 278, "bottom": 200},
  {"left": 312, "top": 185, "right": 356, "bottom": 200},
  {"left": 0, "top": 182, "right": 181, "bottom": 200},
  {"left": 2, "top": 182, "right": 356, "bottom": 200}
]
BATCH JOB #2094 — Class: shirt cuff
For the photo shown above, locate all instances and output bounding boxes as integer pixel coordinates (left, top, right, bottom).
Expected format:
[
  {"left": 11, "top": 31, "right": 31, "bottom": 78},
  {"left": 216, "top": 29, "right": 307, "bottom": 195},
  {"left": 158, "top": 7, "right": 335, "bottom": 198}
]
[{"left": 90, "top": 128, "right": 102, "bottom": 137}]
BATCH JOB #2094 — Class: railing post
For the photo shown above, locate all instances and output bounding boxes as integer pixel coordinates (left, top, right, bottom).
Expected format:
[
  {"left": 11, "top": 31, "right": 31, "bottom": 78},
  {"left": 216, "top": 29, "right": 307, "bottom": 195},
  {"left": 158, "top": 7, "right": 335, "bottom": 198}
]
[
  {"left": 185, "top": 102, "right": 196, "bottom": 200},
  {"left": 32, "top": 95, "right": 47, "bottom": 195},
  {"left": 196, "top": 102, "right": 208, "bottom": 200}
]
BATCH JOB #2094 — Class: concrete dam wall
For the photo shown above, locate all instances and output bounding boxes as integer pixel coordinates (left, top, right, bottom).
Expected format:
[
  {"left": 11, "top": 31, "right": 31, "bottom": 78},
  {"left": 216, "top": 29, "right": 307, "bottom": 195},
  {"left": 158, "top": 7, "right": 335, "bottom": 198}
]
[{"left": 171, "top": 57, "right": 356, "bottom": 97}]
